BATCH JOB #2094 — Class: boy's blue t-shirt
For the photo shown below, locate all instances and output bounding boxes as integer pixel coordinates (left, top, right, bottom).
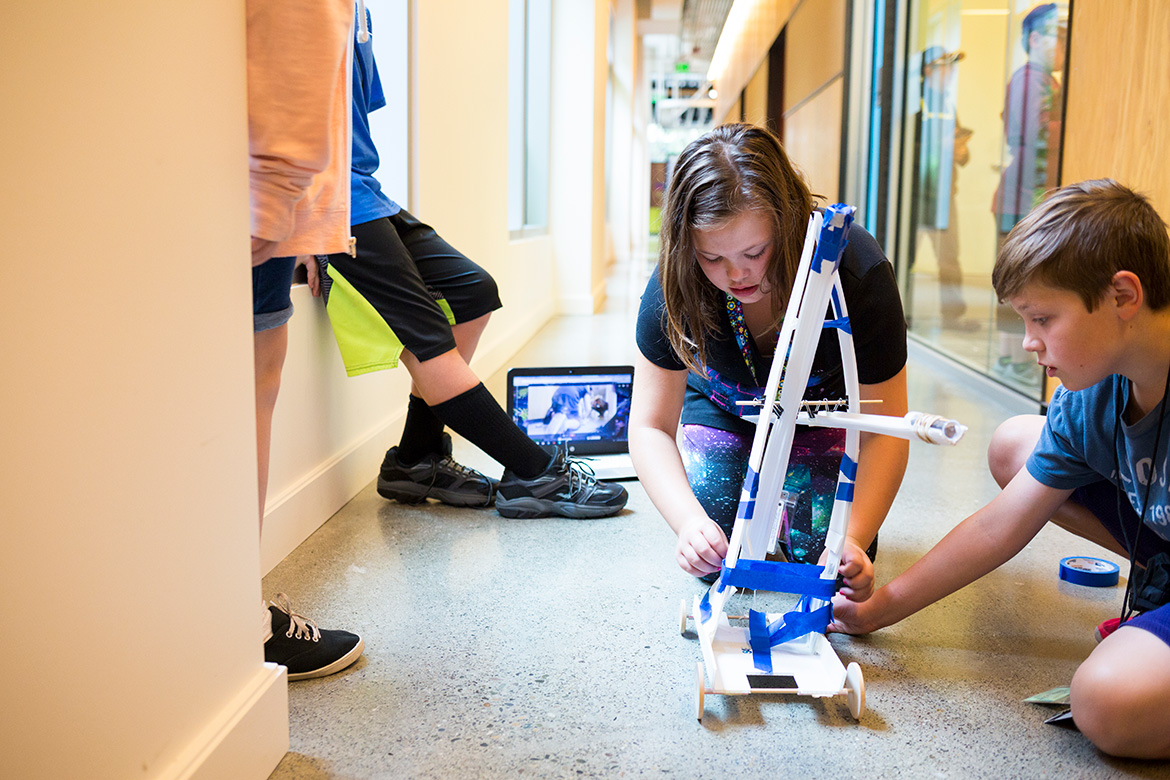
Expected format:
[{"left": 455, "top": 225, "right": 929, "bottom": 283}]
[
  {"left": 350, "top": 8, "right": 400, "bottom": 226},
  {"left": 1028, "top": 377, "right": 1170, "bottom": 544}
]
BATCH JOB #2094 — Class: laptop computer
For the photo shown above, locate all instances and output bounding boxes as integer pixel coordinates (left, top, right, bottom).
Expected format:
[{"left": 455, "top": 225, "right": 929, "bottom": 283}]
[{"left": 506, "top": 365, "right": 638, "bottom": 481}]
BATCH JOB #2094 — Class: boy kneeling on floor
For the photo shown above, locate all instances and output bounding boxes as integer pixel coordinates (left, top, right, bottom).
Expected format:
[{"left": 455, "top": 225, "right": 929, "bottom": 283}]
[{"left": 831, "top": 179, "right": 1170, "bottom": 759}]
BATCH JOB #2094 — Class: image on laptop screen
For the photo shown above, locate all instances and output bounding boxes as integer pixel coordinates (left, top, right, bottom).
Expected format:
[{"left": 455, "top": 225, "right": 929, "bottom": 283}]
[{"left": 506, "top": 366, "right": 634, "bottom": 456}]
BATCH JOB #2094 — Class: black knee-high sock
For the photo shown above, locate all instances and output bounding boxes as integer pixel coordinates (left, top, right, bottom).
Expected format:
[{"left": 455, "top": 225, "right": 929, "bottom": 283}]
[
  {"left": 430, "top": 383, "right": 552, "bottom": 478},
  {"left": 397, "top": 394, "right": 446, "bottom": 464}
]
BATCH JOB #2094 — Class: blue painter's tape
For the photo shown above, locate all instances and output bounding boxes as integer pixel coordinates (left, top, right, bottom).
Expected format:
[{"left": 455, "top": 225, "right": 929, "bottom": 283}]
[
  {"left": 823, "top": 317, "right": 852, "bottom": 334},
  {"left": 749, "top": 609, "right": 773, "bottom": 673},
  {"left": 722, "top": 559, "right": 835, "bottom": 599},
  {"left": 734, "top": 468, "right": 760, "bottom": 520},
  {"left": 836, "top": 481, "right": 855, "bottom": 503},
  {"left": 828, "top": 287, "right": 852, "bottom": 334},
  {"left": 1059, "top": 556, "right": 1120, "bottom": 587},
  {"left": 744, "top": 468, "right": 760, "bottom": 498},
  {"left": 839, "top": 454, "right": 857, "bottom": 481},
  {"left": 810, "top": 204, "right": 855, "bottom": 274},
  {"left": 766, "top": 603, "right": 833, "bottom": 647},
  {"left": 699, "top": 588, "right": 712, "bottom": 621}
]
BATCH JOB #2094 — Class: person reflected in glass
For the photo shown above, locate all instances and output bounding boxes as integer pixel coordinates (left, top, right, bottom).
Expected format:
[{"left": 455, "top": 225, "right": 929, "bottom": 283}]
[
  {"left": 992, "top": 2, "right": 1066, "bottom": 385},
  {"left": 918, "top": 46, "right": 976, "bottom": 332}
]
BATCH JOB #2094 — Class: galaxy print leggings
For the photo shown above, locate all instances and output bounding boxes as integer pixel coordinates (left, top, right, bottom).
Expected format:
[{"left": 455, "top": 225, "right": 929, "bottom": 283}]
[{"left": 679, "top": 424, "right": 858, "bottom": 564}]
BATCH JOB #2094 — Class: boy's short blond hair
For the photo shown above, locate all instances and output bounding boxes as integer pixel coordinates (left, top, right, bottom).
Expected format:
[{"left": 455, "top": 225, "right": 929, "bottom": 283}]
[{"left": 993, "top": 179, "right": 1170, "bottom": 311}]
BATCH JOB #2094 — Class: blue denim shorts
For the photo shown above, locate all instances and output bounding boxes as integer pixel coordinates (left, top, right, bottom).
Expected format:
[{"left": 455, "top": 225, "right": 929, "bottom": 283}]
[{"left": 252, "top": 255, "right": 296, "bottom": 332}]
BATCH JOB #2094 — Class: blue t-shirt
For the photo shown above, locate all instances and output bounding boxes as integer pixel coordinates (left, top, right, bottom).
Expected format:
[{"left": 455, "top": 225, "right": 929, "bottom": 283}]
[
  {"left": 350, "top": 8, "right": 400, "bottom": 225},
  {"left": 1028, "top": 378, "right": 1170, "bottom": 545}
]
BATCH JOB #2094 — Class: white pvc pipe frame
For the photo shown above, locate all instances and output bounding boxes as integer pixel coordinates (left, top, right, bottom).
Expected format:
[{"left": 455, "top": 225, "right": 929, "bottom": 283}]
[{"left": 710, "top": 206, "right": 965, "bottom": 625}]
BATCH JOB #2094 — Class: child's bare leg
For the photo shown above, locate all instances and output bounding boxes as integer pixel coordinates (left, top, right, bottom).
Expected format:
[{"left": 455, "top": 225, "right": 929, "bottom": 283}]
[
  {"left": 451, "top": 312, "right": 490, "bottom": 362},
  {"left": 1071, "top": 626, "right": 1170, "bottom": 758},
  {"left": 987, "top": 415, "right": 1045, "bottom": 487},
  {"left": 407, "top": 313, "right": 491, "bottom": 401},
  {"left": 254, "top": 323, "right": 289, "bottom": 532},
  {"left": 988, "top": 415, "right": 1128, "bottom": 557}
]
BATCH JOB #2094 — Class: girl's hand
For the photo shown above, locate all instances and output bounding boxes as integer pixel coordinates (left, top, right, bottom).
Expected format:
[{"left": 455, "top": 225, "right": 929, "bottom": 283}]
[
  {"left": 676, "top": 516, "right": 728, "bottom": 577},
  {"left": 836, "top": 539, "right": 875, "bottom": 602}
]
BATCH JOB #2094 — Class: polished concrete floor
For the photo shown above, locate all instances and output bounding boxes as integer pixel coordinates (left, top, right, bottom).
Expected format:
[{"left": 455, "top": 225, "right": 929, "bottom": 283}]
[{"left": 265, "top": 260, "right": 1170, "bottom": 779}]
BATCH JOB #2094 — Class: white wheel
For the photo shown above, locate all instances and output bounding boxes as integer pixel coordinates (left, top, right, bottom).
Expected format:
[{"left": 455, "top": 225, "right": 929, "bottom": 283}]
[
  {"left": 679, "top": 598, "right": 689, "bottom": 635},
  {"left": 694, "top": 662, "right": 705, "bottom": 721},
  {"left": 846, "top": 662, "right": 865, "bottom": 720}
]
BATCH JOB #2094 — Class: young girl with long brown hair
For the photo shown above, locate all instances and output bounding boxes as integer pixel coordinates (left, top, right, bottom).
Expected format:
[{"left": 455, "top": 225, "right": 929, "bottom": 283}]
[{"left": 631, "top": 123, "right": 910, "bottom": 599}]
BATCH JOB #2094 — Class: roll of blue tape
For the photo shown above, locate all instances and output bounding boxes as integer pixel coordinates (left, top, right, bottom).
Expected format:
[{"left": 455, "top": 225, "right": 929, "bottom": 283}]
[{"left": 1059, "top": 556, "right": 1120, "bottom": 587}]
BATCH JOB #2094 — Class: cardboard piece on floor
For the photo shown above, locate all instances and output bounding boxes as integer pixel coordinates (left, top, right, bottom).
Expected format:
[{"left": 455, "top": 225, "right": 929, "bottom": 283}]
[{"left": 1023, "top": 686, "right": 1071, "bottom": 705}]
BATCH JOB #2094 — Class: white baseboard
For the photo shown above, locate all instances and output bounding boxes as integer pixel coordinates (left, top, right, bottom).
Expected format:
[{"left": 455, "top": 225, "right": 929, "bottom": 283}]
[
  {"left": 168, "top": 664, "right": 288, "bottom": 780},
  {"left": 557, "top": 278, "right": 608, "bottom": 316},
  {"left": 260, "top": 297, "right": 556, "bottom": 576},
  {"left": 261, "top": 409, "right": 403, "bottom": 575}
]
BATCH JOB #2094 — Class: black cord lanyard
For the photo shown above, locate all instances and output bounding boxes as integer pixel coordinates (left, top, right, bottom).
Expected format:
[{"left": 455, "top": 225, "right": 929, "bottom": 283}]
[
  {"left": 1115, "top": 356, "right": 1170, "bottom": 622},
  {"left": 726, "top": 294, "right": 761, "bottom": 386}
]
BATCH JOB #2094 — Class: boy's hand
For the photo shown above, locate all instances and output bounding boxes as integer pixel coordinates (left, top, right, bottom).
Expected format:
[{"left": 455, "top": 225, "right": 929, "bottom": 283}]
[
  {"left": 676, "top": 516, "right": 728, "bottom": 577},
  {"left": 836, "top": 539, "right": 874, "bottom": 602},
  {"left": 829, "top": 586, "right": 894, "bottom": 636}
]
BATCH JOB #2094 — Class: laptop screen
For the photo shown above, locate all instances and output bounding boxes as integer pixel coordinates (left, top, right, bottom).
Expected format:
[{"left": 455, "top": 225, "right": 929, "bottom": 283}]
[{"left": 506, "top": 365, "right": 634, "bottom": 455}]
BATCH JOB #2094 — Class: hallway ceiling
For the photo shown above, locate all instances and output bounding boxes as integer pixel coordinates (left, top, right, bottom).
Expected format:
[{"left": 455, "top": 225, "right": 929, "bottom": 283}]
[
  {"left": 644, "top": 0, "right": 732, "bottom": 79},
  {"left": 679, "top": 0, "right": 734, "bottom": 74}
]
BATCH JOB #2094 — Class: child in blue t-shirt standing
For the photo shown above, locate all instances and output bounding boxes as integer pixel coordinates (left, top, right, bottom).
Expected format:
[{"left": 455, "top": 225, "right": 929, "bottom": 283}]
[
  {"left": 305, "top": 6, "right": 627, "bottom": 519},
  {"left": 832, "top": 179, "right": 1170, "bottom": 759}
]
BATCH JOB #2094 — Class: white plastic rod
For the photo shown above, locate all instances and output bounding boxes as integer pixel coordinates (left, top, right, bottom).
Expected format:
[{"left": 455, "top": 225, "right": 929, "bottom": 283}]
[{"left": 797, "top": 411, "right": 967, "bottom": 445}]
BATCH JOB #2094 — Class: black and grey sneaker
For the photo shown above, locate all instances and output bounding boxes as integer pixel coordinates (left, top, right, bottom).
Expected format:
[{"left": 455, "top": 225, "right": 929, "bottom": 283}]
[
  {"left": 263, "top": 593, "right": 364, "bottom": 681},
  {"left": 495, "top": 448, "right": 628, "bottom": 519},
  {"left": 377, "top": 433, "right": 496, "bottom": 507}
]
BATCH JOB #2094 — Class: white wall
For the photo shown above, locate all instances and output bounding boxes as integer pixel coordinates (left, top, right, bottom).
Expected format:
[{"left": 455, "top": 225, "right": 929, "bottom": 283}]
[
  {"left": 0, "top": 1, "right": 638, "bottom": 775},
  {"left": 0, "top": 3, "right": 285, "bottom": 779},
  {"left": 609, "top": 0, "right": 635, "bottom": 269},
  {"left": 550, "top": 0, "right": 612, "bottom": 314}
]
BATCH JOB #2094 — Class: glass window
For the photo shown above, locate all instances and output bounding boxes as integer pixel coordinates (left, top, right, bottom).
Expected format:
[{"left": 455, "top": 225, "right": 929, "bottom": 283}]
[
  {"left": 899, "top": 0, "right": 1068, "bottom": 400},
  {"left": 508, "top": 0, "right": 551, "bottom": 234}
]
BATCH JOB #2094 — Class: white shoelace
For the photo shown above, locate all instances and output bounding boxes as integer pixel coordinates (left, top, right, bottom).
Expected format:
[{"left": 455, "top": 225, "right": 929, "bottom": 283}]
[{"left": 271, "top": 593, "right": 321, "bottom": 643}]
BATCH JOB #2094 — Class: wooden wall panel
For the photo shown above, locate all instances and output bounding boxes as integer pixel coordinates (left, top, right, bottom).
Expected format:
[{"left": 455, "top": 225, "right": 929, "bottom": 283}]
[
  {"left": 721, "top": 95, "right": 744, "bottom": 125},
  {"left": 710, "top": 0, "right": 799, "bottom": 121},
  {"left": 1062, "top": 0, "right": 1170, "bottom": 215},
  {"left": 743, "top": 59, "right": 771, "bottom": 128},
  {"left": 779, "top": 0, "right": 845, "bottom": 203},
  {"left": 783, "top": 78, "right": 844, "bottom": 202},
  {"left": 782, "top": 0, "right": 846, "bottom": 113}
]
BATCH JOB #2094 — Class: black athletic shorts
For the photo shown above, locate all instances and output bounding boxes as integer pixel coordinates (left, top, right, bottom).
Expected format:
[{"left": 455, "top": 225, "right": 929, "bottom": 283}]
[{"left": 317, "top": 209, "right": 502, "bottom": 375}]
